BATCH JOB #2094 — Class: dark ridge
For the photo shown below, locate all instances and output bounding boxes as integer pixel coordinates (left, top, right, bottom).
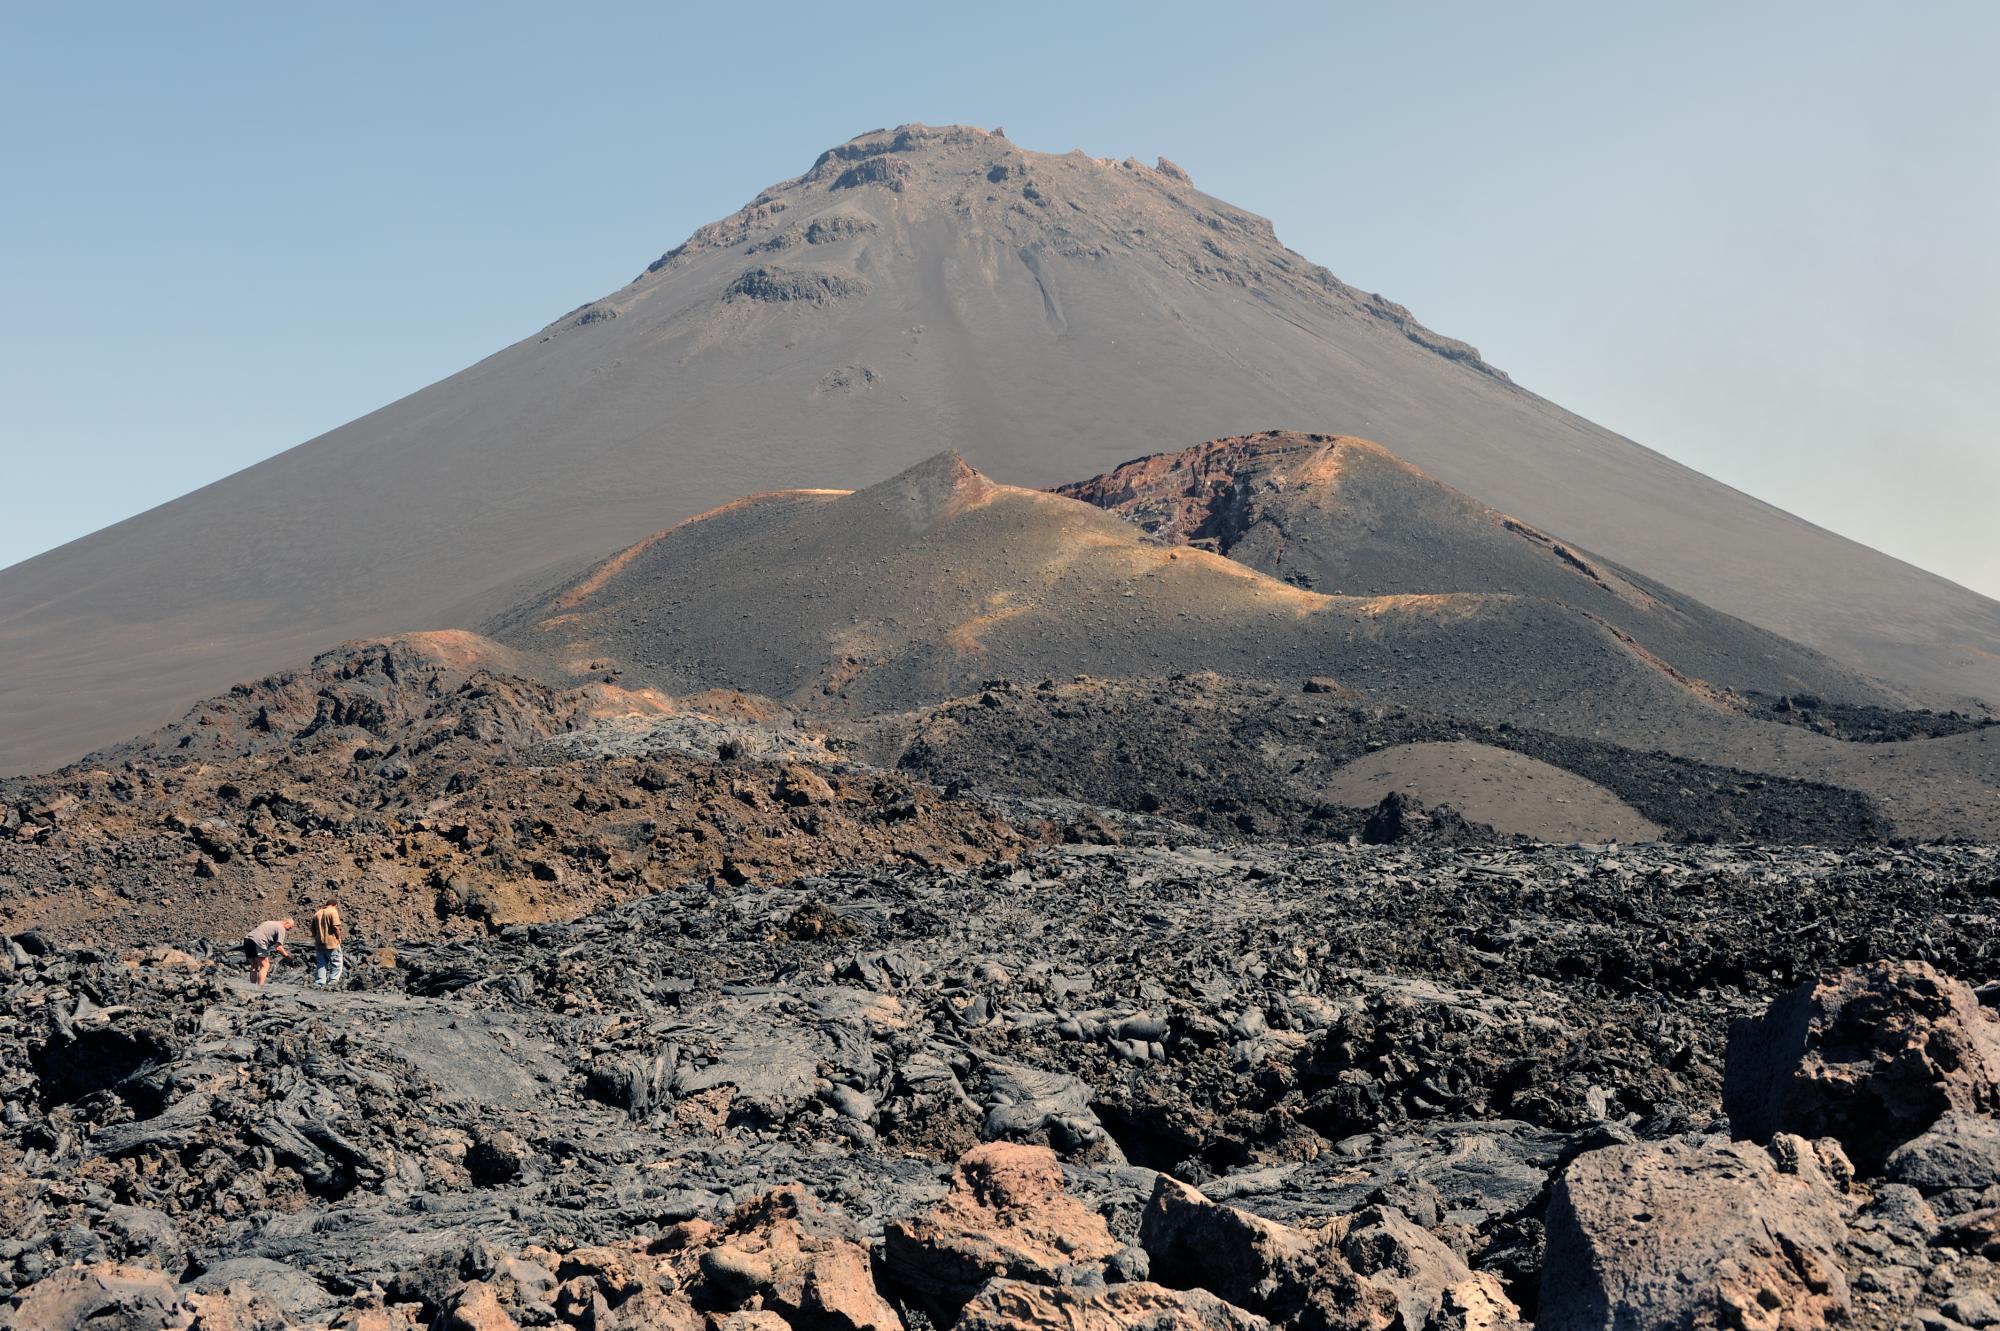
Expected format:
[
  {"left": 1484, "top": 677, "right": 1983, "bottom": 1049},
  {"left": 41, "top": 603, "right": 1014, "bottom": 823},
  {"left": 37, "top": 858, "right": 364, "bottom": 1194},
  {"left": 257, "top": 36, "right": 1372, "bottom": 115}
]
[
  {"left": 1362, "top": 292, "right": 1510, "bottom": 381},
  {"left": 1739, "top": 691, "right": 1997, "bottom": 743},
  {"left": 749, "top": 215, "right": 877, "bottom": 253},
  {"left": 724, "top": 266, "right": 867, "bottom": 305}
]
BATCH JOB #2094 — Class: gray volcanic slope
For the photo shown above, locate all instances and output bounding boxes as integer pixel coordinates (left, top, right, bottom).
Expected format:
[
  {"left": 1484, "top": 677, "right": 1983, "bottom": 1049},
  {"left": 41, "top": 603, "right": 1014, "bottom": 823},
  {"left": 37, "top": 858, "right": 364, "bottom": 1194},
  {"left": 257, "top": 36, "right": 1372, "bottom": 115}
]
[{"left": 3, "top": 122, "right": 1995, "bottom": 773}]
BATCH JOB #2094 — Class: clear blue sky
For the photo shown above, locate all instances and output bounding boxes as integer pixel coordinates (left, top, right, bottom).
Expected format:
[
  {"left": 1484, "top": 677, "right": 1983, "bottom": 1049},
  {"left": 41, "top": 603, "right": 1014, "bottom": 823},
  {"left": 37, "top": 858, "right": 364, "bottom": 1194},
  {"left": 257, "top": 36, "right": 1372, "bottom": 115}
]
[{"left": 3, "top": 2, "right": 1996, "bottom": 596}]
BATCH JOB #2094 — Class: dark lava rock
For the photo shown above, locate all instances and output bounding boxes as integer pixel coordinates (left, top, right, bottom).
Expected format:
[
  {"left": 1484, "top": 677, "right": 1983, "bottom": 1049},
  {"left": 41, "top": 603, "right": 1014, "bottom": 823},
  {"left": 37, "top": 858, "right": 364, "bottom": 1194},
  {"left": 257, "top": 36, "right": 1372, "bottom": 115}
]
[
  {"left": 1884, "top": 1113, "right": 2000, "bottom": 1194},
  {"left": 0, "top": 843, "right": 1997, "bottom": 1328}
]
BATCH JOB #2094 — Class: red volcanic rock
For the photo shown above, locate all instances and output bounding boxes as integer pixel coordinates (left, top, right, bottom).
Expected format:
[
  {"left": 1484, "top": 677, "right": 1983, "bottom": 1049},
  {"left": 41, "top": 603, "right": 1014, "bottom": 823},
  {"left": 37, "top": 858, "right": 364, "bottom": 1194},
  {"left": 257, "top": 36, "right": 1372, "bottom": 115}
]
[
  {"left": 440, "top": 1281, "right": 520, "bottom": 1331},
  {"left": 690, "top": 1189, "right": 901, "bottom": 1331},
  {"left": 882, "top": 1142, "right": 1122, "bottom": 1313},
  {"left": 0, "top": 1264, "right": 253, "bottom": 1331}
]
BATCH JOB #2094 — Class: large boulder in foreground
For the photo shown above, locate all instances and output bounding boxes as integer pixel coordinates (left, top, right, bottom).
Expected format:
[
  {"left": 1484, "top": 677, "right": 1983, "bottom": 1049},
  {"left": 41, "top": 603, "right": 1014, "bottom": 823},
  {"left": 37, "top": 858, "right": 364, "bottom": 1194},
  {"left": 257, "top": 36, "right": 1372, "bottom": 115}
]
[
  {"left": 1725, "top": 961, "right": 2000, "bottom": 1171},
  {"left": 535, "top": 1189, "right": 894, "bottom": 1331},
  {"left": 0, "top": 1266, "right": 193, "bottom": 1331},
  {"left": 0, "top": 1264, "right": 256, "bottom": 1331},
  {"left": 881, "top": 1142, "right": 1123, "bottom": 1314},
  {"left": 691, "top": 1188, "right": 901, "bottom": 1331},
  {"left": 1333, "top": 1206, "right": 1522, "bottom": 1331},
  {"left": 1539, "top": 1136, "right": 1850, "bottom": 1331},
  {"left": 955, "top": 1279, "right": 1274, "bottom": 1330}
]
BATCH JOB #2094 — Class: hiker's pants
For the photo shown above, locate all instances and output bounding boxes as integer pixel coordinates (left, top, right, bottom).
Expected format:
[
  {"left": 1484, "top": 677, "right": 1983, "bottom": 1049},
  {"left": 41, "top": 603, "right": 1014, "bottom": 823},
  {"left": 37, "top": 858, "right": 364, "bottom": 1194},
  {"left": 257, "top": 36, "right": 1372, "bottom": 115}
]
[{"left": 315, "top": 946, "right": 345, "bottom": 988}]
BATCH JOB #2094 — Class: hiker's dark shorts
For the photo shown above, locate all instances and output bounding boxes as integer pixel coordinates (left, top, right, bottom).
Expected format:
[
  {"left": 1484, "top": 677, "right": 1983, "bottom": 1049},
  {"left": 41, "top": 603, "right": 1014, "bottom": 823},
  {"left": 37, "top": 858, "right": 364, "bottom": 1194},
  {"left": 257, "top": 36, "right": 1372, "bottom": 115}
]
[{"left": 242, "top": 939, "right": 269, "bottom": 964}]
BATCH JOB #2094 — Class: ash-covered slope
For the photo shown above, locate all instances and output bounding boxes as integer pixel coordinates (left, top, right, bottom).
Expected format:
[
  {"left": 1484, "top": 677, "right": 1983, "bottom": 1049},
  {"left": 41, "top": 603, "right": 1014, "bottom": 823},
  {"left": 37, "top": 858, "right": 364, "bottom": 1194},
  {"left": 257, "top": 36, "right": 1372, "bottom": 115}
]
[
  {"left": 4, "top": 122, "right": 1996, "bottom": 774},
  {"left": 1056, "top": 431, "right": 1894, "bottom": 706},
  {"left": 488, "top": 452, "right": 1831, "bottom": 750}
]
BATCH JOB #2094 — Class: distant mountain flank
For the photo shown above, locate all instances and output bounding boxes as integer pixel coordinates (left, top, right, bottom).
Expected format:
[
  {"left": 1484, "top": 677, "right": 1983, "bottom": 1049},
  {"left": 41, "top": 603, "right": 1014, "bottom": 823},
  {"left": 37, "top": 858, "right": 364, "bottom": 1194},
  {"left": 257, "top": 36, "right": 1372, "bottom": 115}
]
[{"left": 4, "top": 121, "right": 1997, "bottom": 774}]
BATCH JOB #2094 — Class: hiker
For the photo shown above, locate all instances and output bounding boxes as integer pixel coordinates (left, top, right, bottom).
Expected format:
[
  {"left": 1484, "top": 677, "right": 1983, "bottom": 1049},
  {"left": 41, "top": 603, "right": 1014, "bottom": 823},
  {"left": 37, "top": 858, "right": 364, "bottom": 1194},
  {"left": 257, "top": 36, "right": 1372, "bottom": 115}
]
[
  {"left": 311, "top": 900, "right": 345, "bottom": 988},
  {"left": 242, "top": 918, "right": 294, "bottom": 985}
]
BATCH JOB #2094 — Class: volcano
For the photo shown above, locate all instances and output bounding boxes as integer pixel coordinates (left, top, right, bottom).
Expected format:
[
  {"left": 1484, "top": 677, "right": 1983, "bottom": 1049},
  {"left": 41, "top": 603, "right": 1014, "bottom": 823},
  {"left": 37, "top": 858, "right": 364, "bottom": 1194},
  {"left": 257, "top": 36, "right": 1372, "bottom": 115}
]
[
  {"left": 490, "top": 448, "right": 1869, "bottom": 744},
  {"left": 3, "top": 122, "right": 1996, "bottom": 774}
]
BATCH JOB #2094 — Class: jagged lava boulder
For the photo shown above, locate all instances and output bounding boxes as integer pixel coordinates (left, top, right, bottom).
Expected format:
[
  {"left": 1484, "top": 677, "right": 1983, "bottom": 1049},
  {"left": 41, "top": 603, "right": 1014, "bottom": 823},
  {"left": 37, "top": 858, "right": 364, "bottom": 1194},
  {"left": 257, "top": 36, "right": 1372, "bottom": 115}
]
[
  {"left": 1139, "top": 1174, "right": 1392, "bottom": 1331},
  {"left": 0, "top": 1264, "right": 261, "bottom": 1331},
  {"left": 1539, "top": 1136, "right": 1851, "bottom": 1331},
  {"left": 1884, "top": 1112, "right": 2000, "bottom": 1194},
  {"left": 1725, "top": 960, "right": 2000, "bottom": 1170},
  {"left": 881, "top": 1142, "right": 1123, "bottom": 1314}
]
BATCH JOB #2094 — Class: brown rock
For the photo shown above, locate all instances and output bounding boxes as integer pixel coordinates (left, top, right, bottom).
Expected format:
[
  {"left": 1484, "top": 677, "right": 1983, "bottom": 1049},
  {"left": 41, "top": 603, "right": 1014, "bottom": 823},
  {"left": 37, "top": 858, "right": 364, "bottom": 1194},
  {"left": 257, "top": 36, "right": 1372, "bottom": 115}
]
[
  {"left": 1138, "top": 1175, "right": 1395, "bottom": 1331},
  {"left": 1539, "top": 1136, "right": 1850, "bottom": 1331},
  {"left": 328, "top": 1303, "right": 426, "bottom": 1330},
  {"left": 441, "top": 1281, "right": 519, "bottom": 1331},
  {"left": 1938, "top": 1206, "right": 2000, "bottom": 1258},
  {"left": 607, "top": 1288, "right": 703, "bottom": 1331},
  {"left": 1725, "top": 960, "right": 2000, "bottom": 1171},
  {"left": 688, "top": 1188, "right": 900, "bottom": 1331},
  {"left": 955, "top": 1278, "right": 1275, "bottom": 1330},
  {"left": 1332, "top": 1206, "right": 1521, "bottom": 1331},
  {"left": 883, "top": 1142, "right": 1122, "bottom": 1313},
  {"left": 776, "top": 765, "right": 835, "bottom": 807},
  {"left": 652, "top": 1218, "right": 716, "bottom": 1252},
  {"left": 554, "top": 1245, "right": 640, "bottom": 1304},
  {"left": 712, "top": 1314, "right": 792, "bottom": 1331},
  {"left": 0, "top": 1265, "right": 201, "bottom": 1331}
]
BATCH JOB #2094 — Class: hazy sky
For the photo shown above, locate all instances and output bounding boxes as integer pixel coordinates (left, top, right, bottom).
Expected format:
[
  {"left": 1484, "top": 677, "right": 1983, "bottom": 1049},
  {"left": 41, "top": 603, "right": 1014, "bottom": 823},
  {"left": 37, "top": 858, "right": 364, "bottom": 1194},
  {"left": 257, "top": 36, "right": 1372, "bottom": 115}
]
[{"left": 2, "top": 3, "right": 1995, "bottom": 597}]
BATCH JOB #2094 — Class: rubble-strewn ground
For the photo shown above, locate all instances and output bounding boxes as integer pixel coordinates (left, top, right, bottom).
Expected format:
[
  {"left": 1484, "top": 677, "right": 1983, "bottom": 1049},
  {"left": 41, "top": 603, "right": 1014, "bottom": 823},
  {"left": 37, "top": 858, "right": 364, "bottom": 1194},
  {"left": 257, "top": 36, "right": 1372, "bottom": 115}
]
[
  {"left": 0, "top": 638, "right": 1041, "bottom": 952},
  {"left": 4, "top": 838, "right": 1997, "bottom": 1328},
  {"left": 883, "top": 673, "right": 1895, "bottom": 844}
]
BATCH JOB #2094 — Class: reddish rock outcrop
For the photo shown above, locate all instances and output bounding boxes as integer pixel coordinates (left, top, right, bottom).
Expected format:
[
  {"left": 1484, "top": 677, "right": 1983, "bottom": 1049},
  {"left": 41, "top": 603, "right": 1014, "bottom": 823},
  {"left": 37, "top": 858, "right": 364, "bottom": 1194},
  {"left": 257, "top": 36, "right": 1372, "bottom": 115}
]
[
  {"left": 669, "top": 1189, "right": 897, "bottom": 1331},
  {"left": 882, "top": 1142, "right": 1123, "bottom": 1314},
  {"left": 439, "top": 1281, "right": 519, "bottom": 1331},
  {"left": 1332, "top": 1207, "right": 1521, "bottom": 1331},
  {"left": 0, "top": 1264, "right": 257, "bottom": 1331},
  {"left": 532, "top": 1190, "right": 894, "bottom": 1331},
  {"left": 1725, "top": 960, "right": 2000, "bottom": 1170},
  {"left": 1138, "top": 1176, "right": 1521, "bottom": 1331}
]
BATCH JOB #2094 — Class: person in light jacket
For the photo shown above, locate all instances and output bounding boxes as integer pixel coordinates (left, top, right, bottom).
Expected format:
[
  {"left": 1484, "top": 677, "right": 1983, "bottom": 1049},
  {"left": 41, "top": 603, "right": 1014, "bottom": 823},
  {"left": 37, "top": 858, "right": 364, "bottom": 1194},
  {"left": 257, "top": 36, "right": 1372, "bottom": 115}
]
[{"left": 310, "top": 900, "right": 345, "bottom": 988}]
